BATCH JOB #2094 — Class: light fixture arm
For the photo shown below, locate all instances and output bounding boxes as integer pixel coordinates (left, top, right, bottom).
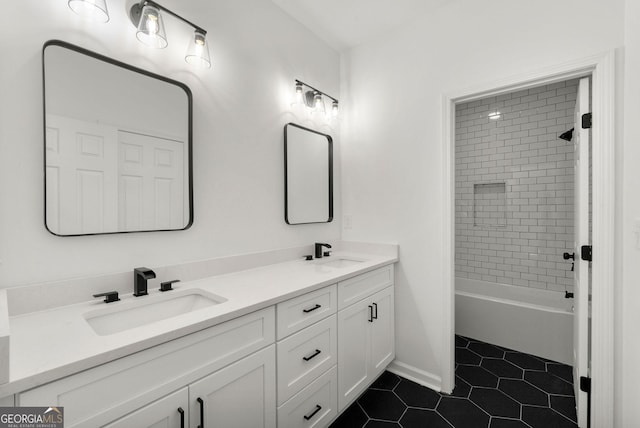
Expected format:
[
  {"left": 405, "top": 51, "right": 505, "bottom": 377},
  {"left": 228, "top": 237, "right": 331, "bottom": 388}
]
[
  {"left": 130, "top": 0, "right": 206, "bottom": 35},
  {"left": 295, "top": 79, "right": 338, "bottom": 103}
]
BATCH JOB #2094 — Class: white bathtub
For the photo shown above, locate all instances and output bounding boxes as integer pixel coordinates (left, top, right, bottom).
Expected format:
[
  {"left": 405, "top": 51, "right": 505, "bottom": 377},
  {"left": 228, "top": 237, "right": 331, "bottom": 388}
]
[{"left": 455, "top": 277, "right": 574, "bottom": 365}]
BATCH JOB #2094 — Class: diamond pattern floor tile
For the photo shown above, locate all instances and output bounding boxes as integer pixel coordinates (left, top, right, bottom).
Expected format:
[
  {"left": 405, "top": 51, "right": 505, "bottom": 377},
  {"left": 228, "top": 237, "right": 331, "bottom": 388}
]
[{"left": 329, "top": 335, "right": 579, "bottom": 428}]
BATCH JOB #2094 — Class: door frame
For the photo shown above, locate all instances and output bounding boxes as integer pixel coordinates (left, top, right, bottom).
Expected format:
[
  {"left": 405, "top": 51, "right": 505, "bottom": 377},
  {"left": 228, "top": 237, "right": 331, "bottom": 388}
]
[{"left": 441, "top": 51, "right": 615, "bottom": 426}]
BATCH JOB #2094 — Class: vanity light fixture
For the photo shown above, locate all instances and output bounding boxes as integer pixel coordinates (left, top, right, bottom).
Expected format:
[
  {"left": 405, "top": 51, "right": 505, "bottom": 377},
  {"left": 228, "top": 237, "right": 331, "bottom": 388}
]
[
  {"left": 292, "top": 79, "right": 339, "bottom": 119},
  {"left": 68, "top": 0, "right": 110, "bottom": 22},
  {"left": 488, "top": 111, "right": 502, "bottom": 120},
  {"left": 129, "top": 0, "right": 211, "bottom": 68}
]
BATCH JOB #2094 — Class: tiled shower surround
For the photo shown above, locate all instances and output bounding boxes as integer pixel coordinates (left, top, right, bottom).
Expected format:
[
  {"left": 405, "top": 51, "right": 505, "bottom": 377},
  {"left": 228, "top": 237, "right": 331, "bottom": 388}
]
[{"left": 455, "top": 80, "right": 578, "bottom": 292}]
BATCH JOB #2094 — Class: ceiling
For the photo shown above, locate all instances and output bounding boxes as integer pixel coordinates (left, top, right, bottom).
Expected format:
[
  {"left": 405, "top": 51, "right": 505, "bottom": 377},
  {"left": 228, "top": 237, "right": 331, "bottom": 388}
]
[{"left": 271, "top": 0, "right": 449, "bottom": 51}]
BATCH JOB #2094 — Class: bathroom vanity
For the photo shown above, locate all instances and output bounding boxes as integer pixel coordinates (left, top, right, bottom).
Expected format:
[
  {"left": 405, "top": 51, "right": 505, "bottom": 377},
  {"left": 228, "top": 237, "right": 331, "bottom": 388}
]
[{"left": 0, "top": 243, "right": 397, "bottom": 427}]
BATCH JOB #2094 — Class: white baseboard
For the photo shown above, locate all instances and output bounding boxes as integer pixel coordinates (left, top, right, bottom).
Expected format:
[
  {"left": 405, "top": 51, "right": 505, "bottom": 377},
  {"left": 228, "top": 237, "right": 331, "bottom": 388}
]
[{"left": 386, "top": 360, "right": 442, "bottom": 392}]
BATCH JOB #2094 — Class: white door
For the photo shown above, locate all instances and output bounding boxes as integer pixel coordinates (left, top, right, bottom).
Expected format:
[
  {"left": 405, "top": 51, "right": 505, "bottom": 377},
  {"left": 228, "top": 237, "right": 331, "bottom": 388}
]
[
  {"left": 337, "top": 298, "right": 371, "bottom": 411},
  {"left": 118, "top": 131, "right": 185, "bottom": 231},
  {"left": 104, "top": 388, "right": 188, "bottom": 428},
  {"left": 370, "top": 287, "right": 395, "bottom": 374},
  {"left": 45, "top": 115, "right": 118, "bottom": 235},
  {"left": 188, "top": 345, "right": 276, "bottom": 428},
  {"left": 573, "top": 76, "right": 590, "bottom": 427}
]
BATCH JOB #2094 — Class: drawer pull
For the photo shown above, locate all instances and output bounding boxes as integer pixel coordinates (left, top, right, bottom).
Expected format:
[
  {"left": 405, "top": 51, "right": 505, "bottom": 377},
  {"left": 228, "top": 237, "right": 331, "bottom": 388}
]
[
  {"left": 372, "top": 302, "right": 378, "bottom": 320},
  {"left": 368, "top": 305, "right": 374, "bottom": 322},
  {"left": 178, "top": 407, "right": 185, "bottom": 428},
  {"left": 303, "top": 304, "right": 322, "bottom": 313},
  {"left": 303, "top": 404, "right": 322, "bottom": 421},
  {"left": 197, "top": 397, "right": 204, "bottom": 428},
  {"left": 303, "top": 349, "right": 322, "bottom": 361}
]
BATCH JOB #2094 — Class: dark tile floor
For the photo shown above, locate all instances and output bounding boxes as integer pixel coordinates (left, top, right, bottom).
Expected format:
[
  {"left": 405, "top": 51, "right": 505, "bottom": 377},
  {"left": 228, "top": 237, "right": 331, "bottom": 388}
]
[{"left": 330, "top": 335, "right": 578, "bottom": 428}]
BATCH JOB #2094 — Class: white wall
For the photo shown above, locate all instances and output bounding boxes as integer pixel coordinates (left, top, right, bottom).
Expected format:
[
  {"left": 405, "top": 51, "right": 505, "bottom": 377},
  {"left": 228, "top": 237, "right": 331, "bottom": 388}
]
[
  {"left": 0, "top": 0, "right": 341, "bottom": 286},
  {"left": 620, "top": 0, "right": 640, "bottom": 424},
  {"left": 341, "top": 0, "right": 624, "bottom": 397}
]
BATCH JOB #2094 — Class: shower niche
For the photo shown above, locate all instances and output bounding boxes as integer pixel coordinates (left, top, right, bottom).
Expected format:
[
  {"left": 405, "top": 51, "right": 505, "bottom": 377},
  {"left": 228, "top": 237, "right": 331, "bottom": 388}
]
[{"left": 473, "top": 182, "right": 506, "bottom": 228}]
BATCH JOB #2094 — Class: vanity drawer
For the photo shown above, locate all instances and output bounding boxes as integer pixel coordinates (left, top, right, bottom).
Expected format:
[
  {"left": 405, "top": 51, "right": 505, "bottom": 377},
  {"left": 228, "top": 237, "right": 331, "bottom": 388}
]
[
  {"left": 18, "top": 307, "right": 275, "bottom": 428},
  {"left": 277, "top": 315, "right": 337, "bottom": 405},
  {"left": 338, "top": 265, "right": 394, "bottom": 309},
  {"left": 277, "top": 365, "right": 337, "bottom": 428},
  {"left": 277, "top": 284, "right": 337, "bottom": 340}
]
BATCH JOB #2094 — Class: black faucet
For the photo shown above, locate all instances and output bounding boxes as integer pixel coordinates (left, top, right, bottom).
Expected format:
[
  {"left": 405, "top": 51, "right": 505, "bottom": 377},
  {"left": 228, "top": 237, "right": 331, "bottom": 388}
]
[
  {"left": 315, "top": 243, "right": 332, "bottom": 259},
  {"left": 133, "top": 267, "right": 156, "bottom": 296}
]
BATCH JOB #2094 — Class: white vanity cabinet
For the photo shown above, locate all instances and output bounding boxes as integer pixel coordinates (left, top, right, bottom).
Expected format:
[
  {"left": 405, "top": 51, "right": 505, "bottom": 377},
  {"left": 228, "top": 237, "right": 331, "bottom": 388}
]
[
  {"left": 337, "top": 265, "right": 394, "bottom": 411},
  {"left": 275, "top": 284, "right": 338, "bottom": 428},
  {"left": 18, "top": 307, "right": 276, "bottom": 428}
]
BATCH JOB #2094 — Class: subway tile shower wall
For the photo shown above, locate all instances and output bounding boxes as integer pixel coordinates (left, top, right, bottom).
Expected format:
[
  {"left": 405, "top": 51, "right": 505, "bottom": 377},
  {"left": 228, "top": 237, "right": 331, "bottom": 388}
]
[{"left": 455, "top": 80, "right": 579, "bottom": 292}]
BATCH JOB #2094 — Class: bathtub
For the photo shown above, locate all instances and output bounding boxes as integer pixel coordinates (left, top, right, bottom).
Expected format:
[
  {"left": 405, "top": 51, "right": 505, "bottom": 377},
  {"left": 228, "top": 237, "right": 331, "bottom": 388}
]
[{"left": 455, "top": 277, "right": 574, "bottom": 365}]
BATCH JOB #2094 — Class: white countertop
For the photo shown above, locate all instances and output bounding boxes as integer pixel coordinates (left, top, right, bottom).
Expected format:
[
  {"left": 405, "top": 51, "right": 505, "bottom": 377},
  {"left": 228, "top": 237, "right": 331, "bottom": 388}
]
[{"left": 1, "top": 249, "right": 397, "bottom": 396}]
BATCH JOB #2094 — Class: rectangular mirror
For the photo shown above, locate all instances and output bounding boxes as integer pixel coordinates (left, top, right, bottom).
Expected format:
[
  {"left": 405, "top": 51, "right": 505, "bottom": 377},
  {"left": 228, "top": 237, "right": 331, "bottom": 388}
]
[
  {"left": 43, "top": 40, "right": 193, "bottom": 236},
  {"left": 284, "top": 123, "right": 333, "bottom": 224}
]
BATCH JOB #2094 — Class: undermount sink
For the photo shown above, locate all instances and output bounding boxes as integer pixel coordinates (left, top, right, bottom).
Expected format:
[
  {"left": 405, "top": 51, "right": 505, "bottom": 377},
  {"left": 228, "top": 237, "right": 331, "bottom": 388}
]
[
  {"left": 315, "top": 257, "right": 364, "bottom": 269},
  {"left": 84, "top": 289, "right": 227, "bottom": 336}
]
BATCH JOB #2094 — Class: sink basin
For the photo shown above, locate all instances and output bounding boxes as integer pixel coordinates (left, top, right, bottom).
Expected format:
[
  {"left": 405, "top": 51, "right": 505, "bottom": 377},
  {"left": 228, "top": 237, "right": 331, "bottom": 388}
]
[
  {"left": 84, "top": 289, "right": 227, "bottom": 336},
  {"left": 315, "top": 258, "right": 364, "bottom": 269}
]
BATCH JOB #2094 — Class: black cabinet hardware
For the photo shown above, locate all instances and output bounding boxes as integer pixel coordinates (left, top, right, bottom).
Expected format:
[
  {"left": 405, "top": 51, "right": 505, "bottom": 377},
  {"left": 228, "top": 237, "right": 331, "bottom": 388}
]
[
  {"left": 303, "top": 304, "right": 322, "bottom": 313},
  {"left": 197, "top": 397, "right": 204, "bottom": 428},
  {"left": 563, "top": 252, "right": 575, "bottom": 260},
  {"left": 303, "top": 405, "right": 322, "bottom": 421},
  {"left": 372, "top": 302, "right": 378, "bottom": 320},
  {"left": 368, "top": 305, "right": 374, "bottom": 322},
  {"left": 581, "top": 245, "right": 593, "bottom": 261},
  {"left": 160, "top": 279, "right": 180, "bottom": 292},
  {"left": 303, "top": 349, "right": 322, "bottom": 361},
  {"left": 177, "top": 407, "right": 185, "bottom": 428},
  {"left": 93, "top": 291, "right": 120, "bottom": 303}
]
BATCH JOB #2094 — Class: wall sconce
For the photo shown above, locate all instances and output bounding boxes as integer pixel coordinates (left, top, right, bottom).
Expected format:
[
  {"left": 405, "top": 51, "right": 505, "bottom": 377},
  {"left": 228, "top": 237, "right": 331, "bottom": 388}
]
[
  {"left": 291, "top": 79, "right": 339, "bottom": 119},
  {"left": 67, "top": 0, "right": 110, "bottom": 22},
  {"left": 68, "top": 0, "right": 211, "bottom": 69},
  {"left": 129, "top": 0, "right": 211, "bottom": 68}
]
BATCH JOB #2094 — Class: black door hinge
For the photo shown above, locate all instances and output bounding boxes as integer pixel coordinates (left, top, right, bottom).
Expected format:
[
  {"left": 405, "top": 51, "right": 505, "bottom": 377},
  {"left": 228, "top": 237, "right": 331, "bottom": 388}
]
[
  {"left": 581, "top": 245, "right": 592, "bottom": 262},
  {"left": 580, "top": 376, "right": 591, "bottom": 393},
  {"left": 582, "top": 113, "right": 592, "bottom": 129}
]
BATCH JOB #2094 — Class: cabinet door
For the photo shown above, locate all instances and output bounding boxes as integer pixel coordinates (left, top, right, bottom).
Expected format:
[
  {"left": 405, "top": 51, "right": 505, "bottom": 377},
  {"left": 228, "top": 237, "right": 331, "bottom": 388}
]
[
  {"left": 104, "top": 388, "right": 188, "bottom": 428},
  {"left": 189, "top": 345, "right": 276, "bottom": 428},
  {"left": 370, "top": 287, "right": 395, "bottom": 375},
  {"left": 337, "top": 298, "right": 372, "bottom": 411}
]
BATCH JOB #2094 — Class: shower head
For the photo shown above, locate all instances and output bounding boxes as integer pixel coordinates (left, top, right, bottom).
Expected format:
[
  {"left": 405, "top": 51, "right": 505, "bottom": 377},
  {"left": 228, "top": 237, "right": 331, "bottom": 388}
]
[{"left": 559, "top": 128, "right": 574, "bottom": 142}]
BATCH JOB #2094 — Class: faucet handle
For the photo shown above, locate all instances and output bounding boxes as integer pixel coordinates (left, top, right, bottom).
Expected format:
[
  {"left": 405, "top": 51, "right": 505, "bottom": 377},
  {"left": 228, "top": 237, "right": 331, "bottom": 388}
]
[
  {"left": 93, "top": 291, "right": 120, "bottom": 304},
  {"left": 160, "top": 280, "right": 180, "bottom": 292}
]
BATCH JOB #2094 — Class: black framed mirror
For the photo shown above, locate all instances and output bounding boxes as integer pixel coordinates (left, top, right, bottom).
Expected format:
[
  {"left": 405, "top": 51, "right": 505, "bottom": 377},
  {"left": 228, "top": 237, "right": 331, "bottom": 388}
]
[
  {"left": 284, "top": 123, "right": 333, "bottom": 225},
  {"left": 43, "top": 40, "right": 193, "bottom": 236}
]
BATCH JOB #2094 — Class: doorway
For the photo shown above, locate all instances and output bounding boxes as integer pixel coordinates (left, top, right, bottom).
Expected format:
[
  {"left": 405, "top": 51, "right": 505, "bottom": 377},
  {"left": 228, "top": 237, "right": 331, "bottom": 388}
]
[
  {"left": 441, "top": 53, "right": 616, "bottom": 428},
  {"left": 452, "top": 76, "right": 591, "bottom": 426}
]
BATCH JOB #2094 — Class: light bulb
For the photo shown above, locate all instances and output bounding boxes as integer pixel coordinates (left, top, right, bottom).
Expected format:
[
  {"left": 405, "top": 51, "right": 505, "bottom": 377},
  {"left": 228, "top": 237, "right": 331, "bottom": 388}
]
[
  {"left": 291, "top": 82, "right": 304, "bottom": 107},
  {"left": 312, "top": 92, "right": 325, "bottom": 115},
  {"left": 185, "top": 30, "right": 211, "bottom": 68},
  {"left": 331, "top": 100, "right": 339, "bottom": 118},
  {"left": 136, "top": 4, "right": 167, "bottom": 49},
  {"left": 68, "top": 0, "right": 109, "bottom": 22}
]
